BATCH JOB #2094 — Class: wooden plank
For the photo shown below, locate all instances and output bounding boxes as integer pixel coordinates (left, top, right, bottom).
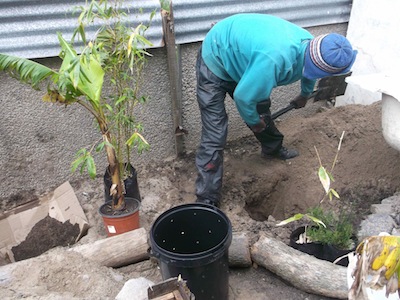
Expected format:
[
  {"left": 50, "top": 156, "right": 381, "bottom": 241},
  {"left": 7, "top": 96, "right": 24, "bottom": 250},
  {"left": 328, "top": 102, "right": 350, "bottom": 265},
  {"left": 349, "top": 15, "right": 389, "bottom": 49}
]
[
  {"left": 150, "top": 292, "right": 176, "bottom": 300},
  {"left": 148, "top": 277, "right": 194, "bottom": 300},
  {"left": 148, "top": 277, "right": 179, "bottom": 298},
  {"left": 161, "top": 6, "right": 185, "bottom": 157},
  {"left": 173, "top": 290, "right": 184, "bottom": 300}
]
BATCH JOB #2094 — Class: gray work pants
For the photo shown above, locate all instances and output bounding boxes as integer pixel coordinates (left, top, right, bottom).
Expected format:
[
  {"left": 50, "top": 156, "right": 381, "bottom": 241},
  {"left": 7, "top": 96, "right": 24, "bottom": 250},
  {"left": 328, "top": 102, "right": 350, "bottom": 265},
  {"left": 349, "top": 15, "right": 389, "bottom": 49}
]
[{"left": 195, "top": 48, "right": 283, "bottom": 204}]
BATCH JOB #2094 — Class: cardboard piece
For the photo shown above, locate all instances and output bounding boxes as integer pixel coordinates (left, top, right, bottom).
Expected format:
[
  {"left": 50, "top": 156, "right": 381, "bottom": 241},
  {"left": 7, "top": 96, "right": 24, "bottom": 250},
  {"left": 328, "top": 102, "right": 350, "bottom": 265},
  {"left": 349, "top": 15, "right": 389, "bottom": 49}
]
[{"left": 0, "top": 181, "right": 89, "bottom": 263}]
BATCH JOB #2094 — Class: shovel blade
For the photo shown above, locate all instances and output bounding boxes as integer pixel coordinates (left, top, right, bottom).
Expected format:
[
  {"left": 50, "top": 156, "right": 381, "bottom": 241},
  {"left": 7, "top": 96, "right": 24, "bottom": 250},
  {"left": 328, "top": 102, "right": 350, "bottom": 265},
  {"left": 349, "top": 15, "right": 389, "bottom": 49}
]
[
  {"left": 314, "top": 72, "right": 352, "bottom": 102},
  {"left": 271, "top": 72, "right": 352, "bottom": 120}
]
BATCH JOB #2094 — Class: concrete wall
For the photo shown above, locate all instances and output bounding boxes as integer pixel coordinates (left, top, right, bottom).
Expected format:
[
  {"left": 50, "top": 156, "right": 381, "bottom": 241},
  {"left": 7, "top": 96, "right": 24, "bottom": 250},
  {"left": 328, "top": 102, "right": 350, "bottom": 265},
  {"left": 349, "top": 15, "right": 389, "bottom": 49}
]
[{"left": 0, "top": 23, "right": 347, "bottom": 199}]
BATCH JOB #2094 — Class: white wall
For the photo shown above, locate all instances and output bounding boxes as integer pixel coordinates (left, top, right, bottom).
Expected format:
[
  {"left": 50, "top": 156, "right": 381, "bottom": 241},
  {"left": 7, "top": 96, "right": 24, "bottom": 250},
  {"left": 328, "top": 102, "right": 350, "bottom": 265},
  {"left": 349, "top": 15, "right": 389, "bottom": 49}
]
[{"left": 337, "top": 0, "right": 400, "bottom": 106}]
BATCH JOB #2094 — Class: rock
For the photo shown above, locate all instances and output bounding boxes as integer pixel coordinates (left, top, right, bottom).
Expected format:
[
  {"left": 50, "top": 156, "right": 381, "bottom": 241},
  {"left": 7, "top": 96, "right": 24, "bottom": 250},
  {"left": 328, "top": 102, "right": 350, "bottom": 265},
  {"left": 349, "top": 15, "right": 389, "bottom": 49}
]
[
  {"left": 370, "top": 204, "right": 393, "bottom": 215},
  {"left": 381, "top": 195, "right": 400, "bottom": 206},
  {"left": 115, "top": 277, "right": 154, "bottom": 300},
  {"left": 391, "top": 228, "right": 400, "bottom": 236},
  {"left": 357, "top": 214, "right": 396, "bottom": 241}
]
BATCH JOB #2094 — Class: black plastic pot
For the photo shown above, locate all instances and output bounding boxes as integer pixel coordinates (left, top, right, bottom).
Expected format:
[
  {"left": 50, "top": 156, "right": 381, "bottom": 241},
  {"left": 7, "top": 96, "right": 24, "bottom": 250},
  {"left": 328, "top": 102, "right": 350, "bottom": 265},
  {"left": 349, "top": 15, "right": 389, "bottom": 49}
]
[
  {"left": 103, "top": 163, "right": 141, "bottom": 203},
  {"left": 289, "top": 226, "right": 354, "bottom": 266},
  {"left": 150, "top": 203, "right": 232, "bottom": 300},
  {"left": 322, "top": 243, "right": 354, "bottom": 267},
  {"left": 289, "top": 226, "right": 324, "bottom": 259}
]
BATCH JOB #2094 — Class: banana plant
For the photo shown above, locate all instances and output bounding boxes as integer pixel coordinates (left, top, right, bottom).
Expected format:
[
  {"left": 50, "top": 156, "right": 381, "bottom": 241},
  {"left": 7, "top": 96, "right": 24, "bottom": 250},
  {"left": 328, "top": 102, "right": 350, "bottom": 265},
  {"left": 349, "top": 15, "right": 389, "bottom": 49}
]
[{"left": 0, "top": 0, "right": 153, "bottom": 211}]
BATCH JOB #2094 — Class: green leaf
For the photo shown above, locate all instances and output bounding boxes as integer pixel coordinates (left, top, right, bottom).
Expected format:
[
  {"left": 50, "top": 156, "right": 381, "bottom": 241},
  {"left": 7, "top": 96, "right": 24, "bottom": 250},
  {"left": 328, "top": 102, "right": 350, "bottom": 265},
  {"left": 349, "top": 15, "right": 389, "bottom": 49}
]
[
  {"left": 328, "top": 172, "right": 335, "bottom": 182},
  {"left": 0, "top": 54, "right": 55, "bottom": 88},
  {"left": 71, "top": 155, "right": 86, "bottom": 173},
  {"left": 139, "top": 96, "right": 147, "bottom": 104},
  {"left": 160, "top": 0, "right": 170, "bottom": 11},
  {"left": 72, "top": 23, "right": 86, "bottom": 45},
  {"left": 138, "top": 141, "right": 150, "bottom": 154},
  {"left": 125, "top": 132, "right": 150, "bottom": 154},
  {"left": 150, "top": 10, "right": 156, "bottom": 20},
  {"left": 72, "top": 60, "right": 81, "bottom": 88},
  {"left": 276, "top": 213, "right": 305, "bottom": 226},
  {"left": 95, "top": 142, "right": 105, "bottom": 152},
  {"left": 57, "top": 33, "right": 104, "bottom": 107},
  {"left": 318, "top": 166, "right": 330, "bottom": 194},
  {"left": 71, "top": 149, "right": 97, "bottom": 179},
  {"left": 104, "top": 104, "right": 113, "bottom": 112},
  {"left": 86, "top": 156, "right": 96, "bottom": 179},
  {"left": 330, "top": 188, "right": 340, "bottom": 199},
  {"left": 307, "top": 215, "right": 327, "bottom": 228},
  {"left": 136, "top": 34, "right": 153, "bottom": 47},
  {"left": 115, "top": 95, "right": 127, "bottom": 106}
]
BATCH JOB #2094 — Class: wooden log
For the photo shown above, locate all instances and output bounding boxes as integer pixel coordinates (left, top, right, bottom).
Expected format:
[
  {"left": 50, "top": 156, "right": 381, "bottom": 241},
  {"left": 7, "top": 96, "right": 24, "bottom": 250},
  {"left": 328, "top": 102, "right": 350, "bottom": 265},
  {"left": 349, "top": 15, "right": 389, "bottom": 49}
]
[
  {"left": 251, "top": 234, "right": 348, "bottom": 299},
  {"left": 70, "top": 227, "right": 149, "bottom": 268},
  {"left": 229, "top": 232, "right": 252, "bottom": 268}
]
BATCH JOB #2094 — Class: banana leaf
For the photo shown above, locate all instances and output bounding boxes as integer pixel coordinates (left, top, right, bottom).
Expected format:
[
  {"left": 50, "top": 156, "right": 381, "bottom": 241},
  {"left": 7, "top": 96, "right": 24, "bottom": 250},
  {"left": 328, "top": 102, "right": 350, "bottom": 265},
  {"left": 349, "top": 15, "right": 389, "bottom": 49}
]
[
  {"left": 57, "top": 33, "right": 104, "bottom": 109},
  {"left": 0, "top": 53, "right": 55, "bottom": 88}
]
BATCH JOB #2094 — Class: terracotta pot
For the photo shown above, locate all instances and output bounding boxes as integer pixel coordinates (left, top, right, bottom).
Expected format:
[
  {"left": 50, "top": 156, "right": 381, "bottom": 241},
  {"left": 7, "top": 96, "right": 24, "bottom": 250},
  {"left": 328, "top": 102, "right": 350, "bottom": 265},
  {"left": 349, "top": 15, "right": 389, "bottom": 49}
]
[{"left": 99, "top": 197, "right": 140, "bottom": 237}]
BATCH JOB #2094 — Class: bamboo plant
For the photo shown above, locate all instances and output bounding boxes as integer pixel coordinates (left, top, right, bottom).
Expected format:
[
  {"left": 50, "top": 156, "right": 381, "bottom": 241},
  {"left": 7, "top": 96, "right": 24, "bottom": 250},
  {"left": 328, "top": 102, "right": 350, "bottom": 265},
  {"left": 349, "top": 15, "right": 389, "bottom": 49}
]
[
  {"left": 0, "top": 0, "right": 154, "bottom": 211},
  {"left": 276, "top": 131, "right": 351, "bottom": 246}
]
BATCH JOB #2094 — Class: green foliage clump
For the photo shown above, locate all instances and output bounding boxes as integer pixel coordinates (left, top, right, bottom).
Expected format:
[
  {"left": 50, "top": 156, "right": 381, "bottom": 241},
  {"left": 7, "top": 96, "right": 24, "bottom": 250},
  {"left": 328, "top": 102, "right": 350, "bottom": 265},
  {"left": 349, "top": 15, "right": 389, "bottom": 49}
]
[
  {"left": 306, "top": 206, "right": 354, "bottom": 249},
  {"left": 160, "top": 0, "right": 170, "bottom": 11}
]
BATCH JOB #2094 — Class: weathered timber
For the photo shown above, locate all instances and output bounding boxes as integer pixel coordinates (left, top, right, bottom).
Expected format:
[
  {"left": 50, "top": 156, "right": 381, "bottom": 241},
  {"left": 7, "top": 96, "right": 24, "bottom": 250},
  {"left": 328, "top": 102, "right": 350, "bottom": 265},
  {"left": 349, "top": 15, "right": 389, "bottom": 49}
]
[
  {"left": 229, "top": 232, "right": 252, "bottom": 268},
  {"left": 70, "top": 227, "right": 149, "bottom": 268},
  {"left": 251, "top": 234, "right": 349, "bottom": 299}
]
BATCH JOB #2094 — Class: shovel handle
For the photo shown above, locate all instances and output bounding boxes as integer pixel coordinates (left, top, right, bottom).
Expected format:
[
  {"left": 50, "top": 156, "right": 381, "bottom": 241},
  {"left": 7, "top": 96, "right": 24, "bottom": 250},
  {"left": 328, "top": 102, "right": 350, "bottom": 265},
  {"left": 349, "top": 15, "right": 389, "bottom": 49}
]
[
  {"left": 270, "top": 91, "right": 319, "bottom": 120},
  {"left": 271, "top": 103, "right": 296, "bottom": 120}
]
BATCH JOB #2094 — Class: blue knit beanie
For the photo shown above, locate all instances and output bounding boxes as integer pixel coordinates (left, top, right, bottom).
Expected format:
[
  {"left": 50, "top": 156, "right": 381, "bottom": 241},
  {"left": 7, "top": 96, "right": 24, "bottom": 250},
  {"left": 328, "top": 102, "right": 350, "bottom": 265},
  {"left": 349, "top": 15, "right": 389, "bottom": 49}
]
[{"left": 303, "top": 33, "right": 357, "bottom": 80}]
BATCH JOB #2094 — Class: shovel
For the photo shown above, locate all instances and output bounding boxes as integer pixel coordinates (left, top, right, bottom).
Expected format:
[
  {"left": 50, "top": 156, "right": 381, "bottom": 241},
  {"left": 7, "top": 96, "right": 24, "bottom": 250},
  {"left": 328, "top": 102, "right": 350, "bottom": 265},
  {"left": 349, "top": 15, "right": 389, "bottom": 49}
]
[{"left": 271, "top": 72, "right": 352, "bottom": 120}]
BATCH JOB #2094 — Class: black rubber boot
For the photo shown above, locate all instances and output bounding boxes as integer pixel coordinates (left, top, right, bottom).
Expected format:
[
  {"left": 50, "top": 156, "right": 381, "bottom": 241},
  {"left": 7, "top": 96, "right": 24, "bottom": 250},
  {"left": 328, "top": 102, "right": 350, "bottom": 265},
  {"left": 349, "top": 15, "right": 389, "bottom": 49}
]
[
  {"left": 196, "top": 198, "right": 220, "bottom": 208},
  {"left": 262, "top": 146, "right": 299, "bottom": 160}
]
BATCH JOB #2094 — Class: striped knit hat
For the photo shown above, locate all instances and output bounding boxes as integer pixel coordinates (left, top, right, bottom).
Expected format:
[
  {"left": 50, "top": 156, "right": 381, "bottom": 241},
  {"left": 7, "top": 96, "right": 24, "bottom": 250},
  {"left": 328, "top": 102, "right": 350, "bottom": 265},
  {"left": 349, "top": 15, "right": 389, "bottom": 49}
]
[{"left": 303, "top": 33, "right": 357, "bottom": 80}]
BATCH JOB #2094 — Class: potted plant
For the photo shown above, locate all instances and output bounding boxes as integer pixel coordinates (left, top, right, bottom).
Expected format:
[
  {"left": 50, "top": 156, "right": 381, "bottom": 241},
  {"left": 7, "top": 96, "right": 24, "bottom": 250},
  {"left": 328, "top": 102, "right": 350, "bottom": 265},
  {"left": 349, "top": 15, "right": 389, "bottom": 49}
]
[
  {"left": 0, "top": 0, "right": 154, "bottom": 236},
  {"left": 286, "top": 206, "right": 355, "bottom": 266},
  {"left": 277, "top": 131, "right": 356, "bottom": 265}
]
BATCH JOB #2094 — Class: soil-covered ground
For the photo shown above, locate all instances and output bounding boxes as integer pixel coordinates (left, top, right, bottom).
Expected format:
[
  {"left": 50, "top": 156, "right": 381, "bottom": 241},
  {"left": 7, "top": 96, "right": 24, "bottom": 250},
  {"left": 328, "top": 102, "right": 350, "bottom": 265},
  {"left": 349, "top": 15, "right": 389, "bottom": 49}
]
[{"left": 1, "top": 100, "right": 400, "bottom": 300}]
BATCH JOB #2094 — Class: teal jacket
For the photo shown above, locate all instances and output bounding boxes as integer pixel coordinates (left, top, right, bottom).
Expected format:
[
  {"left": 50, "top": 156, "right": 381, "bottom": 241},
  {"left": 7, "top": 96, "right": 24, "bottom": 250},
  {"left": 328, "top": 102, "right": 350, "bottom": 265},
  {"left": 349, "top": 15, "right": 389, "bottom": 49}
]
[{"left": 202, "top": 14, "right": 316, "bottom": 126}]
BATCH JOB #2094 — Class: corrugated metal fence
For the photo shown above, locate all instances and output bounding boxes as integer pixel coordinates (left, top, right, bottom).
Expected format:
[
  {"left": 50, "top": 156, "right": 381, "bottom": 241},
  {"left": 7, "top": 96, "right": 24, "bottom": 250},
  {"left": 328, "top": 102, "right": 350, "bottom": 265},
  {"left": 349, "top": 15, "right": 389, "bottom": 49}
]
[
  {"left": 0, "top": 0, "right": 164, "bottom": 58},
  {"left": 0, "top": 0, "right": 352, "bottom": 59},
  {"left": 172, "top": 0, "right": 352, "bottom": 44}
]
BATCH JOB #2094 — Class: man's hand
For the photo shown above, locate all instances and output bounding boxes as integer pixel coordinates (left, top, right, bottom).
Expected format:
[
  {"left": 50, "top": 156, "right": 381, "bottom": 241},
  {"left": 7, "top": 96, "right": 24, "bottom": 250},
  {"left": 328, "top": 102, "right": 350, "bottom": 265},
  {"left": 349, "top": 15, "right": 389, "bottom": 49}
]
[
  {"left": 250, "top": 118, "right": 266, "bottom": 133},
  {"left": 290, "top": 94, "right": 308, "bottom": 109}
]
